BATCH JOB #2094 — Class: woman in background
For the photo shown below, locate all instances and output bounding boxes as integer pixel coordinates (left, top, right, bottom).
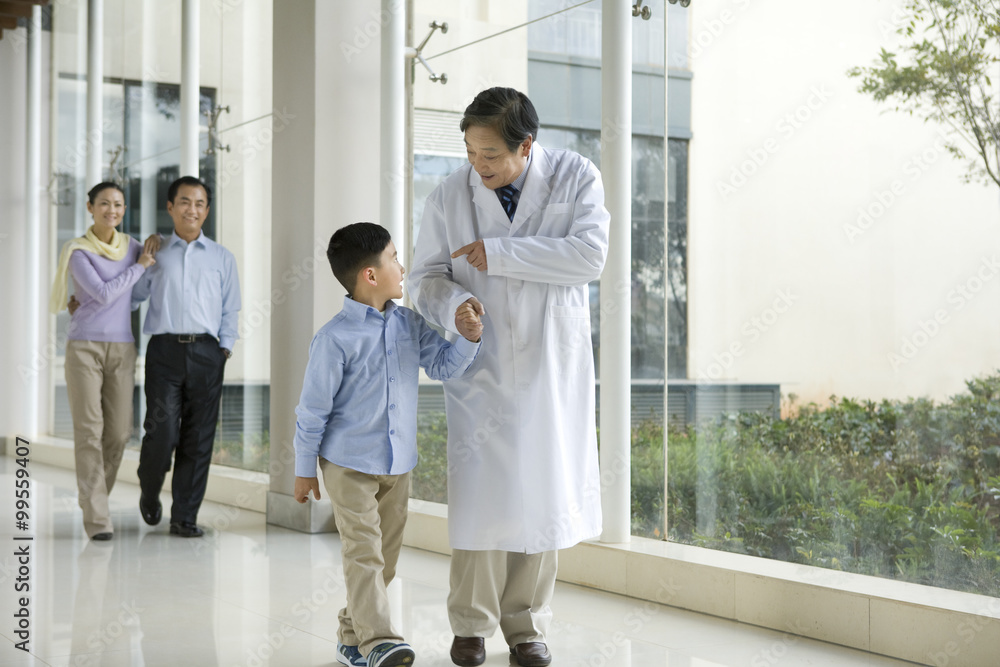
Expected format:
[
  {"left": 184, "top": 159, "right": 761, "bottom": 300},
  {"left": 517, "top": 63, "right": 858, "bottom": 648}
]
[{"left": 50, "top": 182, "right": 157, "bottom": 541}]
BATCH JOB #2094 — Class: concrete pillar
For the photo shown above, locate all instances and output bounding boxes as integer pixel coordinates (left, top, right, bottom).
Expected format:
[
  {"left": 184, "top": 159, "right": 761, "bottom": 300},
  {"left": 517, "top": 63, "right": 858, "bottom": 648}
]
[
  {"left": 268, "top": 0, "right": 386, "bottom": 532},
  {"left": 381, "top": 0, "right": 406, "bottom": 251},
  {"left": 86, "top": 0, "right": 102, "bottom": 184},
  {"left": 599, "top": 0, "right": 632, "bottom": 544},
  {"left": 180, "top": 0, "right": 199, "bottom": 176},
  {"left": 25, "top": 5, "right": 43, "bottom": 437}
]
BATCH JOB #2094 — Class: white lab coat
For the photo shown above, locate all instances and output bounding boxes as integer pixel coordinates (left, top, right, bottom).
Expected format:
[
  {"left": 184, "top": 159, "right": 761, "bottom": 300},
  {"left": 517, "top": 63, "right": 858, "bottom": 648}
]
[{"left": 408, "top": 143, "right": 610, "bottom": 553}]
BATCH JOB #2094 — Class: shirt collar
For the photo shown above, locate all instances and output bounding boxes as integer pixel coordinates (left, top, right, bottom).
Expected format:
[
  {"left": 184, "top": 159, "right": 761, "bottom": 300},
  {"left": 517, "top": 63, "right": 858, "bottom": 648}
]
[
  {"left": 511, "top": 150, "right": 532, "bottom": 192},
  {"left": 341, "top": 295, "right": 398, "bottom": 321},
  {"left": 166, "top": 231, "right": 207, "bottom": 248}
]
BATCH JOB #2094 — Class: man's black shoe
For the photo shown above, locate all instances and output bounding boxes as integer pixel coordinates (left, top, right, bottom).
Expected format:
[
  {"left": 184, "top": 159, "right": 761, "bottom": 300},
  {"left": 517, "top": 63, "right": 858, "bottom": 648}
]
[
  {"left": 139, "top": 494, "right": 162, "bottom": 526},
  {"left": 169, "top": 521, "right": 204, "bottom": 538}
]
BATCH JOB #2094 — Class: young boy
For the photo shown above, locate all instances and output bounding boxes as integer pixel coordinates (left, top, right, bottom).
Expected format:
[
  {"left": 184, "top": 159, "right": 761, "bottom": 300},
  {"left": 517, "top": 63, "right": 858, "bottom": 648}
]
[{"left": 294, "top": 222, "right": 483, "bottom": 667}]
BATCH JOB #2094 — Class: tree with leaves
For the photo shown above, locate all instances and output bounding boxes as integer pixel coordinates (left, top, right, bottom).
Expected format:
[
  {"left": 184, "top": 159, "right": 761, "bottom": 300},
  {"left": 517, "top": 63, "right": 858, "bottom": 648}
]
[{"left": 849, "top": 0, "right": 1000, "bottom": 188}]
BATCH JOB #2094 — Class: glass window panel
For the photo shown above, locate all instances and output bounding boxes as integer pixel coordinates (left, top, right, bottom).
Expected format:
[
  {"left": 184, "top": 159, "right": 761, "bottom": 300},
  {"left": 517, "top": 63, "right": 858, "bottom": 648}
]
[
  {"left": 201, "top": 2, "right": 273, "bottom": 473},
  {"left": 409, "top": 153, "right": 470, "bottom": 503},
  {"left": 49, "top": 1, "right": 272, "bottom": 474},
  {"left": 662, "top": 2, "right": 1000, "bottom": 598},
  {"left": 528, "top": 0, "right": 600, "bottom": 59}
]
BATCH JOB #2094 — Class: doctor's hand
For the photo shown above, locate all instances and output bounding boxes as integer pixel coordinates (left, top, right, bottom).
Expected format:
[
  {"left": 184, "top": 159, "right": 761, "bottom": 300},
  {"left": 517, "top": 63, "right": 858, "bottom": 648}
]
[
  {"left": 67, "top": 295, "right": 80, "bottom": 315},
  {"left": 294, "top": 476, "right": 321, "bottom": 503},
  {"left": 452, "top": 240, "right": 488, "bottom": 272},
  {"left": 455, "top": 299, "right": 484, "bottom": 343}
]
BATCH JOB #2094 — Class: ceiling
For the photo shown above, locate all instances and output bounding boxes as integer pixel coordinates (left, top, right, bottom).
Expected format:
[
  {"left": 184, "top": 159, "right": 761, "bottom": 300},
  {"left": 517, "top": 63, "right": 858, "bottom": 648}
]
[{"left": 0, "top": 1, "right": 49, "bottom": 42}]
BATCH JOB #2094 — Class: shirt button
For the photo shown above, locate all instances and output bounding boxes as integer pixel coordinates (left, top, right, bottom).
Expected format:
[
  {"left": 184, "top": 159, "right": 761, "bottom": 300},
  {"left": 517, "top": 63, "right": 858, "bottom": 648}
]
[
  {"left": 390, "top": 429, "right": 395, "bottom": 435},
  {"left": 389, "top": 404, "right": 396, "bottom": 410},
  {"left": 389, "top": 377, "right": 395, "bottom": 382},
  {"left": 387, "top": 350, "right": 392, "bottom": 356}
]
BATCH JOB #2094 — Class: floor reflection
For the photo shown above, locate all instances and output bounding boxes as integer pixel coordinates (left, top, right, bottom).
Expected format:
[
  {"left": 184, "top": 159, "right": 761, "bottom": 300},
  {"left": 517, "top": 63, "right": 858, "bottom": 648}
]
[{"left": 0, "top": 459, "right": 915, "bottom": 667}]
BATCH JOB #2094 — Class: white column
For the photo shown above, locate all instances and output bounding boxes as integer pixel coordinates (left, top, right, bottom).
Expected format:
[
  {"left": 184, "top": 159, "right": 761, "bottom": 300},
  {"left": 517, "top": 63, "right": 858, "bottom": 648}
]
[
  {"left": 662, "top": 2, "right": 671, "bottom": 541},
  {"left": 600, "top": 0, "right": 632, "bottom": 544},
  {"left": 381, "top": 0, "right": 406, "bottom": 251},
  {"left": 138, "top": 1, "right": 160, "bottom": 417},
  {"left": 403, "top": 0, "right": 415, "bottom": 287},
  {"left": 181, "top": 0, "right": 200, "bottom": 176},
  {"left": 140, "top": 1, "right": 159, "bottom": 239},
  {"left": 86, "top": 0, "right": 103, "bottom": 185},
  {"left": 268, "top": 0, "right": 385, "bottom": 532},
  {"left": 25, "top": 5, "right": 42, "bottom": 436}
]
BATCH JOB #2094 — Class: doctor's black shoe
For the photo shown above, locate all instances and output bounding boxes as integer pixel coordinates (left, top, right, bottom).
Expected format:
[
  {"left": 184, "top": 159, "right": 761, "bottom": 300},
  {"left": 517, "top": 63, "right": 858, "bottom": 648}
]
[
  {"left": 510, "top": 642, "right": 552, "bottom": 667},
  {"left": 451, "top": 637, "right": 485, "bottom": 666}
]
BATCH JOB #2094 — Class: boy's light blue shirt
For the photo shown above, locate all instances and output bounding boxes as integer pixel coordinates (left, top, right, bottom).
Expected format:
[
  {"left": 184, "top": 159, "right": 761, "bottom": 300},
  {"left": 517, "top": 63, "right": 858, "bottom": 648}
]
[
  {"left": 294, "top": 296, "right": 481, "bottom": 477},
  {"left": 131, "top": 232, "right": 242, "bottom": 351}
]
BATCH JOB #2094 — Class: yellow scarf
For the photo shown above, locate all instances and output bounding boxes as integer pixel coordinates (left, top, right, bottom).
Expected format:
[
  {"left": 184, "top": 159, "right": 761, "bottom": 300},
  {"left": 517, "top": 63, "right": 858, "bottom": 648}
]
[{"left": 49, "top": 225, "right": 131, "bottom": 313}]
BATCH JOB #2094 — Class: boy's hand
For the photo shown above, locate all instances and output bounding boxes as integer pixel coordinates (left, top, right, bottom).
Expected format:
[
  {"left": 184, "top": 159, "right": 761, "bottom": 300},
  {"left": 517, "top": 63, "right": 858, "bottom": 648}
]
[
  {"left": 67, "top": 295, "right": 80, "bottom": 315},
  {"left": 294, "top": 476, "right": 321, "bottom": 503},
  {"left": 456, "top": 297, "right": 484, "bottom": 342}
]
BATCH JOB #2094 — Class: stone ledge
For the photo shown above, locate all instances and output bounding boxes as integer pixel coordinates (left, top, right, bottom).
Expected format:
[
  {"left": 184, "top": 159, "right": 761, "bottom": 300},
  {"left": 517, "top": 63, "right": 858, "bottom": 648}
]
[{"left": 7, "top": 434, "right": 997, "bottom": 667}]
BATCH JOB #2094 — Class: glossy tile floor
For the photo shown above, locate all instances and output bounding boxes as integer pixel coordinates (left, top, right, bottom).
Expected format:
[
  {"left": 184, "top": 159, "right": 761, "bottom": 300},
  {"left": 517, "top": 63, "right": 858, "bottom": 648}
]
[{"left": 0, "top": 459, "right": 919, "bottom": 667}]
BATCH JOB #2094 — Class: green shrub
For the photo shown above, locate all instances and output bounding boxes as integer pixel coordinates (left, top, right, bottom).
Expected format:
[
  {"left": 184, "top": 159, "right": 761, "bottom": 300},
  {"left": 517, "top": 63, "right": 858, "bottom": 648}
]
[
  {"left": 643, "top": 374, "right": 1000, "bottom": 597},
  {"left": 413, "top": 412, "right": 449, "bottom": 504},
  {"left": 412, "top": 374, "right": 1000, "bottom": 596}
]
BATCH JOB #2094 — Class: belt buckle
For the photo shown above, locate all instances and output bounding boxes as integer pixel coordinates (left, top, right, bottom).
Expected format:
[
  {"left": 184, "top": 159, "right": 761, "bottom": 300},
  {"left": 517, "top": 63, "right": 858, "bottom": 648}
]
[{"left": 178, "top": 334, "right": 197, "bottom": 343}]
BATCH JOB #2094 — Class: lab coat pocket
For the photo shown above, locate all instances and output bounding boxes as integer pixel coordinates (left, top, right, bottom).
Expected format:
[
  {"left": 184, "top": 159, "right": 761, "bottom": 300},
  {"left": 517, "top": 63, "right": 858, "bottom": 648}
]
[
  {"left": 541, "top": 203, "right": 573, "bottom": 236},
  {"left": 395, "top": 339, "right": 420, "bottom": 378},
  {"left": 547, "top": 305, "right": 592, "bottom": 377}
]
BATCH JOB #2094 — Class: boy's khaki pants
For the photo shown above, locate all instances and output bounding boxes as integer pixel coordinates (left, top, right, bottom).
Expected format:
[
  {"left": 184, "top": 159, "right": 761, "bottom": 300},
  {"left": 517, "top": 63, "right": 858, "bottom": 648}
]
[
  {"left": 65, "top": 340, "right": 136, "bottom": 538},
  {"left": 320, "top": 458, "right": 409, "bottom": 656}
]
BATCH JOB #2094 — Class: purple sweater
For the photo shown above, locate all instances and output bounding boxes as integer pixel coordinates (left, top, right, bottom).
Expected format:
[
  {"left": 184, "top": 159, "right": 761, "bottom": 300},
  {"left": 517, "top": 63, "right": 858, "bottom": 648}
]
[{"left": 67, "top": 237, "right": 146, "bottom": 342}]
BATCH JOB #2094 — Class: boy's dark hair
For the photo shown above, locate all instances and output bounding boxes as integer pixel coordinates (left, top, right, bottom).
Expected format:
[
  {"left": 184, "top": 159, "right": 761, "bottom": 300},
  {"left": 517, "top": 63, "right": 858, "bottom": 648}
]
[
  {"left": 327, "top": 222, "right": 392, "bottom": 294},
  {"left": 87, "top": 181, "right": 124, "bottom": 204},
  {"left": 460, "top": 87, "right": 539, "bottom": 153},
  {"left": 167, "top": 175, "right": 213, "bottom": 207}
]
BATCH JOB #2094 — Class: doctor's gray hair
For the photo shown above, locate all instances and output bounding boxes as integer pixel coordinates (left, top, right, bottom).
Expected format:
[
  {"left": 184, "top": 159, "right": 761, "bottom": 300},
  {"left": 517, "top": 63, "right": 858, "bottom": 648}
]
[{"left": 460, "top": 87, "right": 539, "bottom": 153}]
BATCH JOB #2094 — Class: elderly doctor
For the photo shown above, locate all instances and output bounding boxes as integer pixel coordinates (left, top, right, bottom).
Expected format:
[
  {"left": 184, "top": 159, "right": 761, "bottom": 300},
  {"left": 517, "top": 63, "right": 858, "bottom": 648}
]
[{"left": 408, "top": 87, "right": 610, "bottom": 667}]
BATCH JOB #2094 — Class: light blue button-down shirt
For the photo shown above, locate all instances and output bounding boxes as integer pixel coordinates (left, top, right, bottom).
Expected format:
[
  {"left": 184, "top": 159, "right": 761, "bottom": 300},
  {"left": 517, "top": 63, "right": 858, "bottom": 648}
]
[
  {"left": 294, "top": 296, "right": 481, "bottom": 477},
  {"left": 131, "top": 232, "right": 241, "bottom": 351}
]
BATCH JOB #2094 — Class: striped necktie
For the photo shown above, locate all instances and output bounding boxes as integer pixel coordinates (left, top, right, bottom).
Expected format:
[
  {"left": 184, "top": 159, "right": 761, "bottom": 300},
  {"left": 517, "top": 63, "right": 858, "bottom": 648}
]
[{"left": 496, "top": 184, "right": 519, "bottom": 221}]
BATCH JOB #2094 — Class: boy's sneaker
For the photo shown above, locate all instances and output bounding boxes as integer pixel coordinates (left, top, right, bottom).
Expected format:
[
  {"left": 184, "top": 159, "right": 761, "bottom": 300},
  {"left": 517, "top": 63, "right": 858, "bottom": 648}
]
[
  {"left": 367, "top": 642, "right": 415, "bottom": 667},
  {"left": 337, "top": 643, "right": 367, "bottom": 666}
]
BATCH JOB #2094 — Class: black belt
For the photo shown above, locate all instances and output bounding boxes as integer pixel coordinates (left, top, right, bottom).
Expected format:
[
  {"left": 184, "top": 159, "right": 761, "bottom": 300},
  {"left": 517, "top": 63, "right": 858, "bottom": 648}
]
[{"left": 153, "top": 333, "right": 214, "bottom": 343}]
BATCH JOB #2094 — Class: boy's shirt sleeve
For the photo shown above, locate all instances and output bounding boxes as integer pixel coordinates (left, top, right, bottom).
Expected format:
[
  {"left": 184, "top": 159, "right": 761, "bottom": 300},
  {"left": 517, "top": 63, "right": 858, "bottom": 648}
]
[
  {"left": 293, "top": 331, "right": 345, "bottom": 478},
  {"left": 415, "top": 314, "right": 481, "bottom": 381}
]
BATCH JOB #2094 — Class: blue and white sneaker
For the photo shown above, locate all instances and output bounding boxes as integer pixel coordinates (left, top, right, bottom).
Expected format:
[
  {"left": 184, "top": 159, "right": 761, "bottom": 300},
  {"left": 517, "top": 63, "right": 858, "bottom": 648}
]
[
  {"left": 367, "top": 642, "right": 415, "bottom": 667},
  {"left": 337, "top": 642, "right": 367, "bottom": 666}
]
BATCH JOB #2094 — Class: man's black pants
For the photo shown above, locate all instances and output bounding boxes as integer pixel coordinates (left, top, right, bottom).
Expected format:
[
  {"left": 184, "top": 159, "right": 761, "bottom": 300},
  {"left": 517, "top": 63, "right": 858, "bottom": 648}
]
[{"left": 138, "top": 334, "right": 226, "bottom": 525}]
